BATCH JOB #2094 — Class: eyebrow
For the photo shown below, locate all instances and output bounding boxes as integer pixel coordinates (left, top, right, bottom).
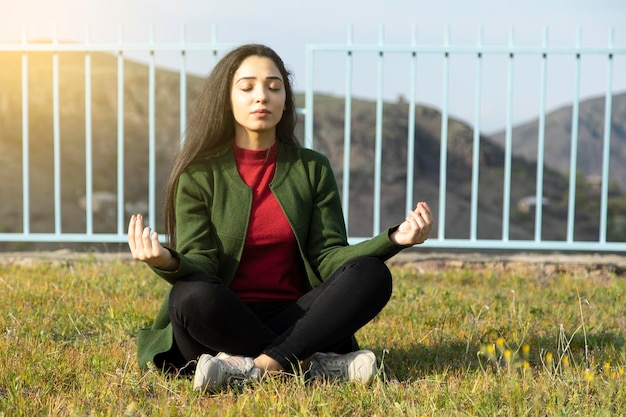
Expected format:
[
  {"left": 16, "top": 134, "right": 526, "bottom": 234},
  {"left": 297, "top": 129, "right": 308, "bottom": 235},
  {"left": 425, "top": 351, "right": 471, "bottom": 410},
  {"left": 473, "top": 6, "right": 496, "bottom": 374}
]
[{"left": 235, "top": 76, "right": 284, "bottom": 84}]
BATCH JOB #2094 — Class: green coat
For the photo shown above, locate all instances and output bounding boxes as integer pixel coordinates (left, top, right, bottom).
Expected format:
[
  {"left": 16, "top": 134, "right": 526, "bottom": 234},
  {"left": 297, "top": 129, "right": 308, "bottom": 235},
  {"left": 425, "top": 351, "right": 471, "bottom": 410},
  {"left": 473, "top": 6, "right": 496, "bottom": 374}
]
[{"left": 137, "top": 143, "right": 407, "bottom": 369}]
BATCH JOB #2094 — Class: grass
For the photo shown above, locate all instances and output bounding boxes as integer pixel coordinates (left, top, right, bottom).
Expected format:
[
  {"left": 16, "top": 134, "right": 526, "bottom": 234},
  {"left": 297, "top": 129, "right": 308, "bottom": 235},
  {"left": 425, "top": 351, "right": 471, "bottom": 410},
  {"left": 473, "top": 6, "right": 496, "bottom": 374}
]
[{"left": 1, "top": 255, "right": 625, "bottom": 416}]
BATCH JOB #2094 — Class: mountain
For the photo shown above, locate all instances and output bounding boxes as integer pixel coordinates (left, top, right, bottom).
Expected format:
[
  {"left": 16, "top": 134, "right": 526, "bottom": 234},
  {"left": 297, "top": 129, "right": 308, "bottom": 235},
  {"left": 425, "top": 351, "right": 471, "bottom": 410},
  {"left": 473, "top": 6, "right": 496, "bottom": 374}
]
[
  {"left": 489, "top": 92, "right": 626, "bottom": 190},
  {"left": 1, "top": 50, "right": 624, "bottom": 250},
  {"left": 0, "top": 50, "right": 204, "bottom": 243}
]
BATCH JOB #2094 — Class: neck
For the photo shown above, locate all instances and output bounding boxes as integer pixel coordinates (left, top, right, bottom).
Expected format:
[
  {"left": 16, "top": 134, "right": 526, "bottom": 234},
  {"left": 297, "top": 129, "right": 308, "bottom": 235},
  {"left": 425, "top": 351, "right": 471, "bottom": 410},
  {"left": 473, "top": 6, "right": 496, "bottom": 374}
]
[{"left": 234, "top": 129, "right": 276, "bottom": 150}]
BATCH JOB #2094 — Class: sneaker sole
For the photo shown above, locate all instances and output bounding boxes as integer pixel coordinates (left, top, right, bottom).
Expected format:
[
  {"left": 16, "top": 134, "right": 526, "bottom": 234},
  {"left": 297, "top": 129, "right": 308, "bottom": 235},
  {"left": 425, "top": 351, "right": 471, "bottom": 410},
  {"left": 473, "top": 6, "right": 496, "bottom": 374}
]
[{"left": 348, "top": 350, "right": 377, "bottom": 383}]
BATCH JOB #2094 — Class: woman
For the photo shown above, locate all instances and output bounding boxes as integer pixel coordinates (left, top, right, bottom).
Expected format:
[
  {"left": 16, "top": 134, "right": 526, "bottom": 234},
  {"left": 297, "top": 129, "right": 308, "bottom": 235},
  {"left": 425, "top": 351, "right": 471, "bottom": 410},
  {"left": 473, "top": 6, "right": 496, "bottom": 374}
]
[{"left": 128, "top": 43, "right": 433, "bottom": 392}]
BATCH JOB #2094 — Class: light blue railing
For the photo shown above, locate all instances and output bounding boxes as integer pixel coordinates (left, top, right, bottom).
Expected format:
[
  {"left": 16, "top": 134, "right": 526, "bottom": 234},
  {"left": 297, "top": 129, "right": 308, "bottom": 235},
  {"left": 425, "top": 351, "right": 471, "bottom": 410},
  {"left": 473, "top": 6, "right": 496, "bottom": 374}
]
[
  {"left": 0, "top": 26, "right": 236, "bottom": 244},
  {"left": 304, "top": 25, "right": 625, "bottom": 251},
  {"left": 1, "top": 25, "right": 625, "bottom": 252}
]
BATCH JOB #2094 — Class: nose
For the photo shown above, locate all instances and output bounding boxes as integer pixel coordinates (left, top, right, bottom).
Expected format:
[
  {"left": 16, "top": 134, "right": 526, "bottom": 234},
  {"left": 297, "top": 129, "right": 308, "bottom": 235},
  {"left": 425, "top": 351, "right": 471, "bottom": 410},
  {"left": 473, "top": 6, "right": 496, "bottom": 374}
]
[{"left": 254, "top": 85, "right": 268, "bottom": 103}]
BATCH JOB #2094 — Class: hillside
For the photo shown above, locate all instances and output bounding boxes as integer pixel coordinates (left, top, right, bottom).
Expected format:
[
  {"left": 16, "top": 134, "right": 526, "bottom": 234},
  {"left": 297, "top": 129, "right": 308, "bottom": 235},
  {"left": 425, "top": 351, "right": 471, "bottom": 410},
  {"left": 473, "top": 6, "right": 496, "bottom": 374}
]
[
  {"left": 489, "top": 92, "right": 626, "bottom": 190},
  {"left": 1, "top": 50, "right": 624, "bottom": 249},
  {"left": 0, "top": 51, "right": 204, "bottom": 240}
]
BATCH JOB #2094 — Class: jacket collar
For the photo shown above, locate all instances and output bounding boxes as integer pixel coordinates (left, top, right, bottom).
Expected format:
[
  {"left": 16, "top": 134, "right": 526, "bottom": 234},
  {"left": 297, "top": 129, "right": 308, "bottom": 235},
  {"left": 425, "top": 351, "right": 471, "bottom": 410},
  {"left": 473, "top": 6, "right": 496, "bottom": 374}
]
[{"left": 217, "top": 142, "right": 298, "bottom": 189}]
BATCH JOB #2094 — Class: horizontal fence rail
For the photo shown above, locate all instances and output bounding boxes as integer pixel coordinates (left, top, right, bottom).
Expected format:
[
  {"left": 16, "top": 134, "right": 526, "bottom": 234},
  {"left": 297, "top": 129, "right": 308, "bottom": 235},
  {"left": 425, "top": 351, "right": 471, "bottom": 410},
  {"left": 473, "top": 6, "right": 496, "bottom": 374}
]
[
  {"left": 304, "top": 25, "right": 626, "bottom": 252},
  {"left": 0, "top": 26, "right": 238, "bottom": 245},
  {"left": 1, "top": 24, "right": 625, "bottom": 252}
]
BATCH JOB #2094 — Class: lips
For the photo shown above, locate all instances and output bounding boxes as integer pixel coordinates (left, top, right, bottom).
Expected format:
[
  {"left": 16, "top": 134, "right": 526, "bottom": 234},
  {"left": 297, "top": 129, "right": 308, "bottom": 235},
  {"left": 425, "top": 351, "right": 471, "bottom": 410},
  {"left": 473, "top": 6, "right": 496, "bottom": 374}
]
[{"left": 252, "top": 109, "right": 270, "bottom": 116}]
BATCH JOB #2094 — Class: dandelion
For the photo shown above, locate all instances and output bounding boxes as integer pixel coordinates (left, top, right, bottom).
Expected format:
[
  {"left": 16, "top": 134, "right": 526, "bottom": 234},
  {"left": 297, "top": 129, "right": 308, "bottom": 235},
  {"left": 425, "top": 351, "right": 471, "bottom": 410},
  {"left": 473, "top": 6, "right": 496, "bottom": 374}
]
[
  {"left": 619, "top": 367, "right": 625, "bottom": 376},
  {"left": 604, "top": 362, "right": 611, "bottom": 373},
  {"left": 521, "top": 344, "right": 530, "bottom": 359},
  {"left": 584, "top": 369, "right": 594, "bottom": 382},
  {"left": 496, "top": 337, "right": 505, "bottom": 351},
  {"left": 545, "top": 352, "right": 554, "bottom": 371},
  {"left": 504, "top": 349, "right": 512, "bottom": 364},
  {"left": 486, "top": 344, "right": 496, "bottom": 357},
  {"left": 523, "top": 361, "right": 530, "bottom": 370}
]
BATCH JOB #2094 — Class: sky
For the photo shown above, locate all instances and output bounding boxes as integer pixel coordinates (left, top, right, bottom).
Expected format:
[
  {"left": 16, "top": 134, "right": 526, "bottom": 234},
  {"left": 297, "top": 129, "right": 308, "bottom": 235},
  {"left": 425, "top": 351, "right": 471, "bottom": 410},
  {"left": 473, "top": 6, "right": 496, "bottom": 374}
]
[{"left": 1, "top": 0, "right": 625, "bottom": 132}]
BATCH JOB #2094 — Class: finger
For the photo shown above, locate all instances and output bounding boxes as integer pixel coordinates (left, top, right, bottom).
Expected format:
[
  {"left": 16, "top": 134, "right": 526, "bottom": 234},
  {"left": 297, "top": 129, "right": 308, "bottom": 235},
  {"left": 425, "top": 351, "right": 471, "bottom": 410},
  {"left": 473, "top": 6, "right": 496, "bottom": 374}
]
[
  {"left": 415, "top": 204, "right": 433, "bottom": 227},
  {"left": 407, "top": 210, "right": 431, "bottom": 241},
  {"left": 407, "top": 210, "right": 426, "bottom": 229},
  {"left": 134, "top": 214, "right": 147, "bottom": 250},
  {"left": 127, "top": 215, "right": 136, "bottom": 250},
  {"left": 417, "top": 202, "right": 433, "bottom": 221},
  {"left": 417, "top": 201, "right": 431, "bottom": 211},
  {"left": 142, "top": 225, "right": 153, "bottom": 252},
  {"left": 415, "top": 217, "right": 428, "bottom": 235},
  {"left": 403, "top": 214, "right": 418, "bottom": 230}
]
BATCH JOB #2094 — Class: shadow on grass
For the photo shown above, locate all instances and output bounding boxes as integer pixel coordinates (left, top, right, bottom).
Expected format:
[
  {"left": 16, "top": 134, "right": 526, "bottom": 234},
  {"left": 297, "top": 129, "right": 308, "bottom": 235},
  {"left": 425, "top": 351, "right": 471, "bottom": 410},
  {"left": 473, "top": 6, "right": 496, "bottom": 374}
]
[
  {"left": 379, "top": 341, "right": 473, "bottom": 382},
  {"left": 377, "top": 330, "right": 626, "bottom": 382}
]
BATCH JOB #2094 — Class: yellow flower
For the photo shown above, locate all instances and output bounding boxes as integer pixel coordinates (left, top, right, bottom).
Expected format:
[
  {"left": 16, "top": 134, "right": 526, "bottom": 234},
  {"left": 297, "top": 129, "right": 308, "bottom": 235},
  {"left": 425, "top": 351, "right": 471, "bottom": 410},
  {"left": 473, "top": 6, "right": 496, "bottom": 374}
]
[
  {"left": 604, "top": 362, "right": 611, "bottom": 373},
  {"left": 523, "top": 361, "right": 530, "bottom": 370},
  {"left": 486, "top": 344, "right": 495, "bottom": 356},
  {"left": 504, "top": 349, "right": 512, "bottom": 363},
  {"left": 521, "top": 344, "right": 530, "bottom": 358},
  {"left": 496, "top": 337, "right": 505, "bottom": 351},
  {"left": 545, "top": 352, "right": 553, "bottom": 371},
  {"left": 584, "top": 369, "right": 594, "bottom": 382}
]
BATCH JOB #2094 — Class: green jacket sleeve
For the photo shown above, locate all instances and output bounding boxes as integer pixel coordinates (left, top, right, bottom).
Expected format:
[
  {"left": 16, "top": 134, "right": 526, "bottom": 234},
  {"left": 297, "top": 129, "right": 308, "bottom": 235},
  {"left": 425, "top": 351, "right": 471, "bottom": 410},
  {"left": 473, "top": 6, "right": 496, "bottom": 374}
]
[
  {"left": 150, "top": 170, "right": 221, "bottom": 285},
  {"left": 299, "top": 150, "right": 407, "bottom": 281}
]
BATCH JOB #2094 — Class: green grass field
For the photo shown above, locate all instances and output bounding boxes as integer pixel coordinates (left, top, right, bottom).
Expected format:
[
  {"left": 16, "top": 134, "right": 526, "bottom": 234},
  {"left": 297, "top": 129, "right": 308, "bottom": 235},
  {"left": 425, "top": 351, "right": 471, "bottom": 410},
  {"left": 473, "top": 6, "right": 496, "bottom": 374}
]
[{"left": 1, "top": 255, "right": 625, "bottom": 416}]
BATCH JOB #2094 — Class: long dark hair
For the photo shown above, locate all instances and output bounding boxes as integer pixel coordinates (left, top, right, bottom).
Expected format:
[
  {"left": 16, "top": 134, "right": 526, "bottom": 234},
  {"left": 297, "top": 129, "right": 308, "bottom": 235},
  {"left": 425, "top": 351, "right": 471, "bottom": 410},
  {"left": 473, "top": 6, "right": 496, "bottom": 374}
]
[{"left": 164, "top": 44, "right": 299, "bottom": 249}]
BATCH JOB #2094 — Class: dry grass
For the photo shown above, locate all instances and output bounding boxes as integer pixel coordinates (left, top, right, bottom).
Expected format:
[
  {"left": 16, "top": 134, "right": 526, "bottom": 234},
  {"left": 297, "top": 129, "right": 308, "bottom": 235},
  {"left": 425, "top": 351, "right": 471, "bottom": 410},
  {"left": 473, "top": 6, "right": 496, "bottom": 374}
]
[{"left": 1, "top": 255, "right": 626, "bottom": 416}]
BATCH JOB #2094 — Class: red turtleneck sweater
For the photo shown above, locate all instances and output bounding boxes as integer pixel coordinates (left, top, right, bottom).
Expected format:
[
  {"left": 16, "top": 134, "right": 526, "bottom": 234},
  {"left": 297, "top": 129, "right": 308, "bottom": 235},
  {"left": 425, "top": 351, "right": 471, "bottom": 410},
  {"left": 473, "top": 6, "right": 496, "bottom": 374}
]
[{"left": 228, "top": 142, "right": 305, "bottom": 302}]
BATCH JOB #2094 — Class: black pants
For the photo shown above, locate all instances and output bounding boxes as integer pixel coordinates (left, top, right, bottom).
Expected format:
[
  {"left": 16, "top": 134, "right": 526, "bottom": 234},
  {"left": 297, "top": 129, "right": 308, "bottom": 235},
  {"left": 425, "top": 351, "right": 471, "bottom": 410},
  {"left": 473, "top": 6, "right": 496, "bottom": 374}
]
[{"left": 168, "top": 256, "right": 393, "bottom": 371}]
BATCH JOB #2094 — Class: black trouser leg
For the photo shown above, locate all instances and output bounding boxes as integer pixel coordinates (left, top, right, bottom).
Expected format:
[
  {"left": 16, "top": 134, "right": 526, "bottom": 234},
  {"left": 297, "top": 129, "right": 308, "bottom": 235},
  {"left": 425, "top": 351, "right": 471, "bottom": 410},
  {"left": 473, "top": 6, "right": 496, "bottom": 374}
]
[
  {"left": 263, "top": 256, "right": 392, "bottom": 370},
  {"left": 168, "top": 273, "right": 278, "bottom": 361},
  {"left": 168, "top": 256, "right": 392, "bottom": 371}
]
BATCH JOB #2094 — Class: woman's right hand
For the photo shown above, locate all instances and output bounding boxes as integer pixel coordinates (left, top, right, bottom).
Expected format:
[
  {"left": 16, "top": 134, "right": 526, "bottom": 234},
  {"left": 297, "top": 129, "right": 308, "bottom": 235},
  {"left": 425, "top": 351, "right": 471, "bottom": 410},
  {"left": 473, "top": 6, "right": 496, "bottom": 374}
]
[
  {"left": 390, "top": 201, "right": 433, "bottom": 246},
  {"left": 128, "top": 214, "right": 178, "bottom": 270}
]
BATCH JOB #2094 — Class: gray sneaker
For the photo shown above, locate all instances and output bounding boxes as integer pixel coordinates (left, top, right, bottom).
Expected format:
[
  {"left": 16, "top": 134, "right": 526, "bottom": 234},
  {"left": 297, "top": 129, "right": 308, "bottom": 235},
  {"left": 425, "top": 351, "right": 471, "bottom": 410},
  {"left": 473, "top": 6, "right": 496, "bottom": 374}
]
[
  {"left": 308, "top": 350, "right": 377, "bottom": 384},
  {"left": 193, "top": 352, "right": 261, "bottom": 392}
]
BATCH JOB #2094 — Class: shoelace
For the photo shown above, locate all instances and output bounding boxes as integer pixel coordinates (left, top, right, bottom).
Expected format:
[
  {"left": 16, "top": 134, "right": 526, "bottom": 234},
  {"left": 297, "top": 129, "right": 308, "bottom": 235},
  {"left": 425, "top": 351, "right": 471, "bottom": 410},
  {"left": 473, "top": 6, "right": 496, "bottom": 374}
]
[
  {"left": 312, "top": 358, "right": 348, "bottom": 379},
  {"left": 219, "top": 356, "right": 263, "bottom": 386}
]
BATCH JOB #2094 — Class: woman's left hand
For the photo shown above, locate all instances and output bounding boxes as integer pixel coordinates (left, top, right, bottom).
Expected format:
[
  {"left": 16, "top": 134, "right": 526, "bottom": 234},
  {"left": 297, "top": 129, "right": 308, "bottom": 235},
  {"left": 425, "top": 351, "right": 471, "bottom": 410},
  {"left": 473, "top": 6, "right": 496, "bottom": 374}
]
[{"left": 390, "top": 201, "right": 433, "bottom": 246}]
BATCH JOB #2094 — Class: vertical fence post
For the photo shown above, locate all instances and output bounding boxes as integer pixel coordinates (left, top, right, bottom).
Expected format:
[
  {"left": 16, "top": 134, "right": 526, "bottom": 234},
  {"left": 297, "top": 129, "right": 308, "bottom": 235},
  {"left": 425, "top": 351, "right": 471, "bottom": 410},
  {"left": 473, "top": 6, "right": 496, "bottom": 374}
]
[
  {"left": 21, "top": 25, "right": 30, "bottom": 235},
  {"left": 566, "top": 28, "right": 582, "bottom": 243},
  {"left": 599, "top": 27, "right": 615, "bottom": 244},
  {"left": 373, "top": 25, "right": 385, "bottom": 235},
  {"left": 342, "top": 25, "right": 354, "bottom": 231},
  {"left": 405, "top": 25, "right": 418, "bottom": 217},
  {"left": 116, "top": 25, "right": 126, "bottom": 235},
  {"left": 148, "top": 26, "right": 156, "bottom": 231},
  {"left": 84, "top": 25, "right": 94, "bottom": 235},
  {"left": 534, "top": 27, "right": 549, "bottom": 242},
  {"left": 470, "top": 26, "right": 484, "bottom": 241},
  {"left": 437, "top": 26, "right": 451, "bottom": 240},
  {"left": 52, "top": 25, "right": 62, "bottom": 235},
  {"left": 502, "top": 27, "right": 515, "bottom": 242}
]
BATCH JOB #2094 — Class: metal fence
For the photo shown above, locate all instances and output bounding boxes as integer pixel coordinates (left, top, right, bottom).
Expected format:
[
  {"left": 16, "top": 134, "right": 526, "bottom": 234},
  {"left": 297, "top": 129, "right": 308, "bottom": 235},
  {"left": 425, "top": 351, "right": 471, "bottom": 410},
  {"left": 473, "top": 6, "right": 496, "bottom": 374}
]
[{"left": 1, "top": 25, "right": 625, "bottom": 252}]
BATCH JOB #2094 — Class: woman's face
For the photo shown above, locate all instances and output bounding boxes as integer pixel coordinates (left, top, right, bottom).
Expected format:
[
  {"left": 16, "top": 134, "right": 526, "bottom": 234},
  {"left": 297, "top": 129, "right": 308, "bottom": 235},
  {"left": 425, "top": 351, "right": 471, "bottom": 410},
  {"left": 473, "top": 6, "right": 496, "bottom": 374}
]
[{"left": 230, "top": 55, "right": 286, "bottom": 138}]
